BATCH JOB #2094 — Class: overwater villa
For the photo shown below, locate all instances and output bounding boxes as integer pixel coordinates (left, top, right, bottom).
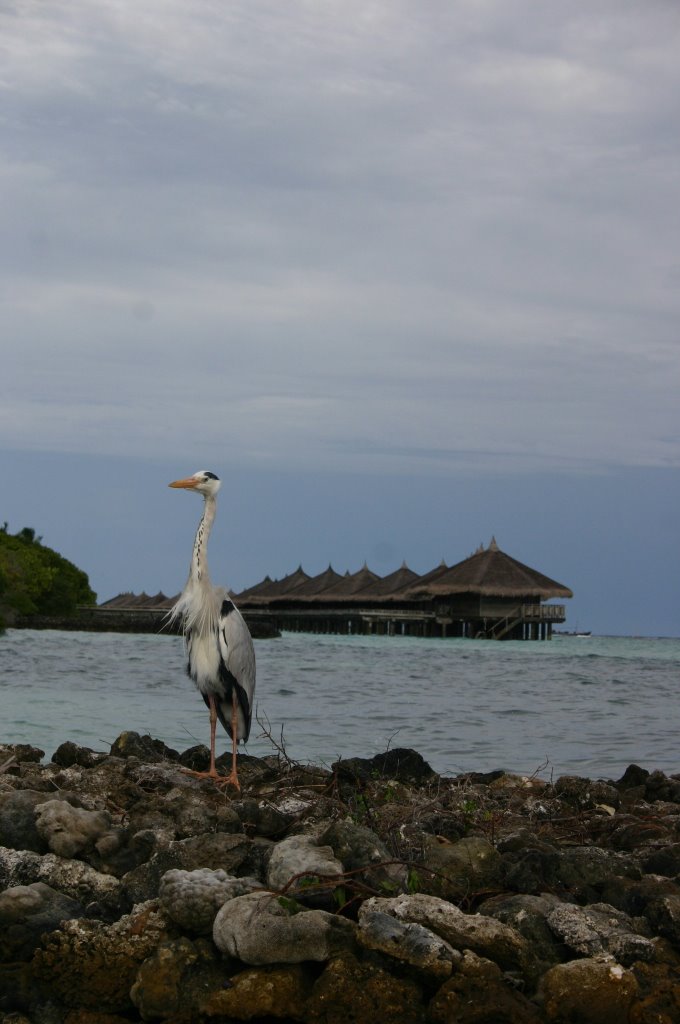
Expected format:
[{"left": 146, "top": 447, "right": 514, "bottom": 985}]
[{"left": 235, "top": 538, "right": 571, "bottom": 641}]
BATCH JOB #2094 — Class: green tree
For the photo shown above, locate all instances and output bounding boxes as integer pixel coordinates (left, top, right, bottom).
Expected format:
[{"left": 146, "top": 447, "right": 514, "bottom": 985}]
[{"left": 0, "top": 526, "right": 96, "bottom": 626}]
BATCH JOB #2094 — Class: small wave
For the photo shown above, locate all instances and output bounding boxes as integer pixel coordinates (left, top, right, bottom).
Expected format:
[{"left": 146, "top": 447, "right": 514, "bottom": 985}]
[{"left": 497, "top": 708, "right": 537, "bottom": 716}]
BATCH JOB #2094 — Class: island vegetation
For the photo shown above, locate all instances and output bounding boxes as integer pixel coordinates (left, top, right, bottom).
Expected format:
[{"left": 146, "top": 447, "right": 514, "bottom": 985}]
[{"left": 0, "top": 523, "right": 96, "bottom": 631}]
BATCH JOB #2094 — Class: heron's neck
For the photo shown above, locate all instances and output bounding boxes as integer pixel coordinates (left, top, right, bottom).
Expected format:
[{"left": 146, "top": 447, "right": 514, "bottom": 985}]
[{"left": 191, "top": 495, "right": 216, "bottom": 585}]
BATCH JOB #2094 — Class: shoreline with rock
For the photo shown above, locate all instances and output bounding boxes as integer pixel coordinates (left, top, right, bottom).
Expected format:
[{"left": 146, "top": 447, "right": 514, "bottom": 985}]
[{"left": 1, "top": 734, "right": 679, "bottom": 1023}]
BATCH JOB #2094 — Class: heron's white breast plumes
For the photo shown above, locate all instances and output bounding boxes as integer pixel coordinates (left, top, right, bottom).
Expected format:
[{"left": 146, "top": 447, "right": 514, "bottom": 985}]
[{"left": 168, "top": 579, "right": 220, "bottom": 638}]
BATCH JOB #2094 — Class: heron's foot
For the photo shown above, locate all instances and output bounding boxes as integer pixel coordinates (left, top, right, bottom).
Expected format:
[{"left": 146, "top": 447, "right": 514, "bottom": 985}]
[
  {"left": 180, "top": 767, "right": 240, "bottom": 790},
  {"left": 219, "top": 770, "right": 241, "bottom": 792}
]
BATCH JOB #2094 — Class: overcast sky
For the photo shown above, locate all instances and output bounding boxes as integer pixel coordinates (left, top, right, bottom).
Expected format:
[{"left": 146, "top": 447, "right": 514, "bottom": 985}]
[{"left": 2, "top": 1, "right": 679, "bottom": 637}]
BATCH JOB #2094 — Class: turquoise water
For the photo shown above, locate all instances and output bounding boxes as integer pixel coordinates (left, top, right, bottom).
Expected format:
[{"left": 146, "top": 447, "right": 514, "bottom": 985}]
[{"left": 1, "top": 629, "right": 678, "bottom": 781}]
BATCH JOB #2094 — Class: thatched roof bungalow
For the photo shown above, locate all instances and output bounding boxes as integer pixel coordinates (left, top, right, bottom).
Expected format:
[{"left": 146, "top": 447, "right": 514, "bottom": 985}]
[
  {"left": 237, "top": 540, "right": 570, "bottom": 639},
  {"left": 400, "top": 538, "right": 571, "bottom": 639}
]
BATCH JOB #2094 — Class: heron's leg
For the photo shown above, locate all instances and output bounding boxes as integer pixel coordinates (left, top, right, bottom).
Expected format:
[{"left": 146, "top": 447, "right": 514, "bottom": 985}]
[
  {"left": 180, "top": 695, "right": 223, "bottom": 782},
  {"left": 208, "top": 695, "right": 218, "bottom": 776},
  {"left": 223, "top": 688, "right": 241, "bottom": 791}
]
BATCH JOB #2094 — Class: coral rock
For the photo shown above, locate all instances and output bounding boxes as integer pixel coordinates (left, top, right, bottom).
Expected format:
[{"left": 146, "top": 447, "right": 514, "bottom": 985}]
[
  {"left": 0, "top": 791, "right": 59, "bottom": 852},
  {"left": 109, "top": 732, "right": 178, "bottom": 763},
  {"left": 130, "top": 936, "right": 224, "bottom": 1020},
  {"left": 200, "top": 963, "right": 314, "bottom": 1020},
  {"left": 429, "top": 949, "right": 542, "bottom": 1023},
  {"left": 0, "top": 882, "right": 84, "bottom": 961},
  {"left": 0, "top": 848, "right": 121, "bottom": 914},
  {"left": 35, "top": 800, "right": 112, "bottom": 859},
  {"left": 319, "top": 820, "right": 407, "bottom": 893},
  {"left": 266, "top": 834, "right": 344, "bottom": 895},
  {"left": 646, "top": 894, "right": 680, "bottom": 944},
  {"left": 357, "top": 905, "right": 459, "bottom": 980},
  {"left": 419, "top": 835, "right": 501, "bottom": 901},
  {"left": 212, "top": 890, "right": 356, "bottom": 965},
  {"left": 159, "top": 867, "right": 263, "bottom": 934},
  {"left": 364, "top": 892, "right": 530, "bottom": 974},
  {"left": 31, "top": 902, "right": 173, "bottom": 1013},
  {"left": 305, "top": 951, "right": 426, "bottom": 1024},
  {"left": 121, "top": 831, "right": 250, "bottom": 906},
  {"left": 539, "top": 957, "right": 638, "bottom": 1024},
  {"left": 546, "top": 901, "right": 655, "bottom": 966}
]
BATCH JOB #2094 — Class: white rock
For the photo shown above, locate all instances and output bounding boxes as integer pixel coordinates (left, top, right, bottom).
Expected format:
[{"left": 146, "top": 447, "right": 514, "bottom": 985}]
[
  {"left": 0, "top": 846, "right": 121, "bottom": 909},
  {"left": 35, "top": 800, "right": 111, "bottom": 858},
  {"left": 213, "top": 890, "right": 356, "bottom": 965},
  {"left": 362, "top": 892, "right": 529, "bottom": 972},
  {"left": 357, "top": 905, "right": 459, "bottom": 980},
  {"left": 266, "top": 835, "right": 344, "bottom": 892}
]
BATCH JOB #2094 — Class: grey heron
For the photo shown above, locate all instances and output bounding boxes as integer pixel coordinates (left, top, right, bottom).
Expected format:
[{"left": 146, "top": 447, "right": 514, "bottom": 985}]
[{"left": 168, "top": 470, "right": 255, "bottom": 789}]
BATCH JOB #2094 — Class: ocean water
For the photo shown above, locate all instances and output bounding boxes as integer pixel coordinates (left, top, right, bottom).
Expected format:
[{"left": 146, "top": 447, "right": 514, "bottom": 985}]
[{"left": 1, "top": 629, "right": 678, "bottom": 781}]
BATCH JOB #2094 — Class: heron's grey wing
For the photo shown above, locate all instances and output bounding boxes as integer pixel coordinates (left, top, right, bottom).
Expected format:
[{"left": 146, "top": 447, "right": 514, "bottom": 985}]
[{"left": 217, "top": 597, "right": 256, "bottom": 741}]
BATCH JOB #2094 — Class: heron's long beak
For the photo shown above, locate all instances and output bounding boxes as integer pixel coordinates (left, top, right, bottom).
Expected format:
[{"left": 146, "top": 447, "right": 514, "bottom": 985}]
[{"left": 169, "top": 476, "right": 199, "bottom": 489}]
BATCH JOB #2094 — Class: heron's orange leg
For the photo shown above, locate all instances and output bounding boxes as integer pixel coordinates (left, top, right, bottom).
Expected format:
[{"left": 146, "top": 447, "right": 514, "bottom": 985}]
[
  {"left": 181, "top": 695, "right": 239, "bottom": 788},
  {"left": 222, "top": 689, "right": 241, "bottom": 791}
]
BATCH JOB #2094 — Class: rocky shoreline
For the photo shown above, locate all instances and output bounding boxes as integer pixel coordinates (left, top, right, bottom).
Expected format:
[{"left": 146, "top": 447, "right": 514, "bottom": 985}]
[{"left": 1, "top": 735, "right": 679, "bottom": 1023}]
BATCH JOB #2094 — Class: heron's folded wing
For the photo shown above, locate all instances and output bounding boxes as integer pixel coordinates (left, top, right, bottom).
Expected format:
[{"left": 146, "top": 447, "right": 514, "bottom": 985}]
[{"left": 217, "top": 598, "right": 256, "bottom": 739}]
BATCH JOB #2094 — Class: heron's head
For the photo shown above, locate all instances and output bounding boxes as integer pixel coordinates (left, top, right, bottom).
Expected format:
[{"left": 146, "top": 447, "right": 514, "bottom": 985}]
[{"left": 168, "top": 470, "right": 221, "bottom": 497}]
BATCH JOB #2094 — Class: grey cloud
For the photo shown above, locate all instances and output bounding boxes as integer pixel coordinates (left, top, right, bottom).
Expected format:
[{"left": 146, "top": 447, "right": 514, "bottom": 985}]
[{"left": 1, "top": 1, "right": 679, "bottom": 472}]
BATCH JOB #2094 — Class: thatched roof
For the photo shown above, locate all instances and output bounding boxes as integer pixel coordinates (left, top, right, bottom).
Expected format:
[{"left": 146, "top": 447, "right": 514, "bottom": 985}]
[
  {"left": 405, "top": 539, "right": 572, "bottom": 600},
  {"left": 236, "top": 575, "right": 277, "bottom": 600},
  {"left": 98, "top": 592, "right": 178, "bottom": 609},
  {"left": 236, "top": 562, "right": 424, "bottom": 606},
  {"left": 373, "top": 560, "right": 450, "bottom": 603},
  {"left": 308, "top": 563, "right": 381, "bottom": 602},
  {"left": 355, "top": 562, "right": 420, "bottom": 600},
  {"left": 270, "top": 564, "right": 344, "bottom": 602},
  {"left": 237, "top": 566, "right": 310, "bottom": 603},
  {"left": 420, "top": 559, "right": 449, "bottom": 581},
  {"left": 98, "top": 592, "right": 137, "bottom": 608}
]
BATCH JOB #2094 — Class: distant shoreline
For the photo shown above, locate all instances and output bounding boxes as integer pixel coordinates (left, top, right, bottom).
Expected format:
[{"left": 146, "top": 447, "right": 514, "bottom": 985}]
[{"left": 13, "top": 609, "right": 280, "bottom": 639}]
